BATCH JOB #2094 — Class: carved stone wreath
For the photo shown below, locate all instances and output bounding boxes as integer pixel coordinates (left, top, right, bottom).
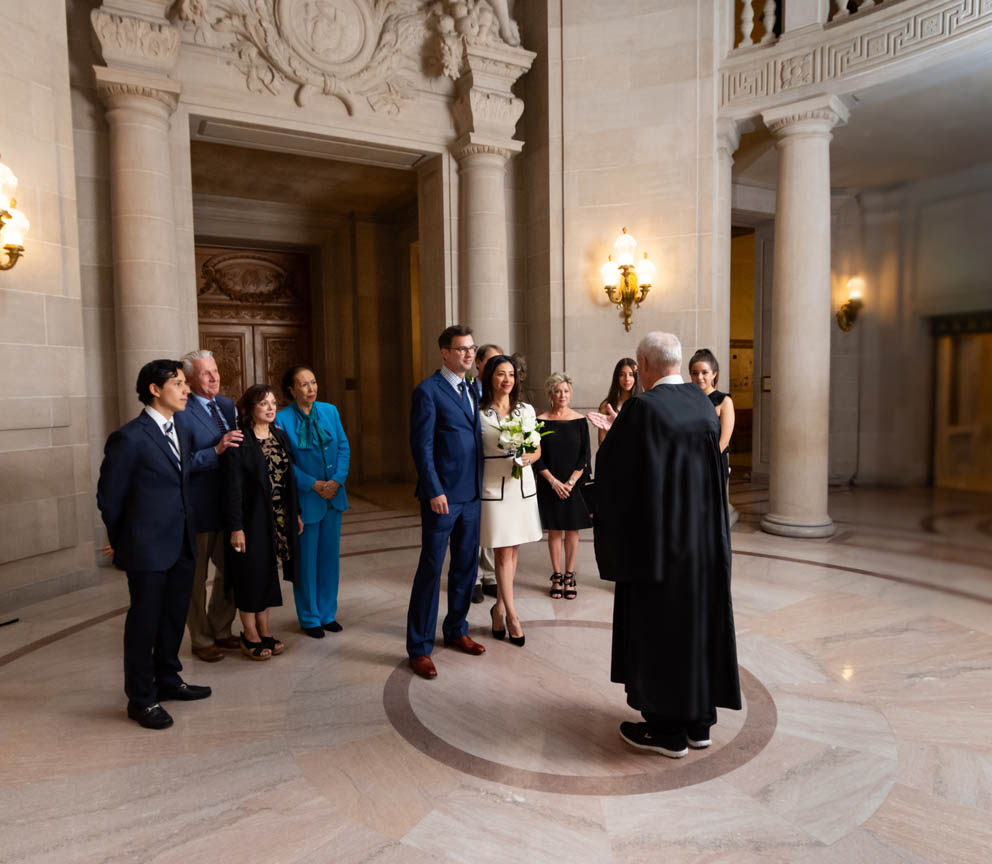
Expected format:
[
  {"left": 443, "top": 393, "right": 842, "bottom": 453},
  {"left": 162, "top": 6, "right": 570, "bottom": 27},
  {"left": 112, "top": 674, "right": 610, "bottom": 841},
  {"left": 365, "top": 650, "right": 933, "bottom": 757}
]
[{"left": 199, "top": 252, "right": 299, "bottom": 304}]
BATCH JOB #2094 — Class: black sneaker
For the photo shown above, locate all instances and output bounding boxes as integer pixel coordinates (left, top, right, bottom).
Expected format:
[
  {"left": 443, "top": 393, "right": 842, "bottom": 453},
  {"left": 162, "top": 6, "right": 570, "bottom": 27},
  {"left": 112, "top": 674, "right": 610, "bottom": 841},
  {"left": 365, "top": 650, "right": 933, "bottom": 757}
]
[
  {"left": 127, "top": 702, "right": 173, "bottom": 730},
  {"left": 322, "top": 621, "right": 343, "bottom": 633},
  {"left": 159, "top": 682, "right": 212, "bottom": 701},
  {"left": 302, "top": 626, "right": 325, "bottom": 638},
  {"left": 471, "top": 583, "right": 485, "bottom": 604},
  {"left": 687, "top": 725, "right": 712, "bottom": 749},
  {"left": 619, "top": 722, "right": 688, "bottom": 758}
]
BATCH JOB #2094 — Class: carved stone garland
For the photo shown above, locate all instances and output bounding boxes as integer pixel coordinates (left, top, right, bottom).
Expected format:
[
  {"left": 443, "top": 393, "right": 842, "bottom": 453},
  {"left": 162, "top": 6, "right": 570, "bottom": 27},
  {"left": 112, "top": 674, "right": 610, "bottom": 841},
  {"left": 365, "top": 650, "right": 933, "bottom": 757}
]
[{"left": 170, "top": 0, "right": 524, "bottom": 115}]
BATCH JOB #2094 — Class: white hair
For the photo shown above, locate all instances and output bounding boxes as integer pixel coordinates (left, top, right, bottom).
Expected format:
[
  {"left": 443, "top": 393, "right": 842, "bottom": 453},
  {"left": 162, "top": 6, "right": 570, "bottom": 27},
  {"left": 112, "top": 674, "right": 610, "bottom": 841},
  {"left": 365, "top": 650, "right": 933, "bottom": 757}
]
[
  {"left": 181, "top": 349, "right": 215, "bottom": 377},
  {"left": 636, "top": 331, "right": 682, "bottom": 373}
]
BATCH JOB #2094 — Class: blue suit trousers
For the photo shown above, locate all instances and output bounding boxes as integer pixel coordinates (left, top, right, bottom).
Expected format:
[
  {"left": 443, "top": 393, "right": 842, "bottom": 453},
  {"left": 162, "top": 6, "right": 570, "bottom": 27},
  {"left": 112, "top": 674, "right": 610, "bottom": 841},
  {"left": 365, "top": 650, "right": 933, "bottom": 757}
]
[
  {"left": 294, "top": 510, "right": 342, "bottom": 628},
  {"left": 406, "top": 498, "right": 480, "bottom": 657}
]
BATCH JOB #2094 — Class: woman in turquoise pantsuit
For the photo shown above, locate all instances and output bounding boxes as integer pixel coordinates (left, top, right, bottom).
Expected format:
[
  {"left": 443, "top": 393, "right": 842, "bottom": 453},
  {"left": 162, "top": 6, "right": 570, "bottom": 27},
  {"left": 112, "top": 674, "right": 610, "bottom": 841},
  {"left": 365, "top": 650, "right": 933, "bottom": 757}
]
[{"left": 276, "top": 366, "right": 350, "bottom": 638}]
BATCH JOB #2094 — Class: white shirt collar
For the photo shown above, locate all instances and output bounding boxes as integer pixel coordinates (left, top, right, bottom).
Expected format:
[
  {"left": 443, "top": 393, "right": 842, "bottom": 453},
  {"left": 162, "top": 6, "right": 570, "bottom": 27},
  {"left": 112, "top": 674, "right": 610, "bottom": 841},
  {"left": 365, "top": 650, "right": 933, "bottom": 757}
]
[
  {"left": 144, "top": 405, "right": 173, "bottom": 429},
  {"left": 440, "top": 365, "right": 466, "bottom": 391},
  {"left": 652, "top": 374, "right": 684, "bottom": 388}
]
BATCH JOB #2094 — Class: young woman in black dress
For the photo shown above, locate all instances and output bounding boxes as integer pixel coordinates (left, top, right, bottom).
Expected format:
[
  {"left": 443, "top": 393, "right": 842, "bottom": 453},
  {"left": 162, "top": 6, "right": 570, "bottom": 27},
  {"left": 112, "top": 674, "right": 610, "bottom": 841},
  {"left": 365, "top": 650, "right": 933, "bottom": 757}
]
[
  {"left": 224, "top": 384, "right": 303, "bottom": 660},
  {"left": 596, "top": 357, "right": 641, "bottom": 444},
  {"left": 689, "top": 348, "right": 735, "bottom": 477},
  {"left": 535, "top": 372, "right": 592, "bottom": 599}
]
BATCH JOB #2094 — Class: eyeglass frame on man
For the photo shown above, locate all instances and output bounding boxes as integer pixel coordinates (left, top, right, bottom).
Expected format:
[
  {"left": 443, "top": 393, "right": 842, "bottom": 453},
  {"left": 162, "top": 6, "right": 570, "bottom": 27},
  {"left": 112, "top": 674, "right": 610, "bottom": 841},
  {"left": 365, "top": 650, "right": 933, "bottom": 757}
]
[{"left": 450, "top": 345, "right": 477, "bottom": 355}]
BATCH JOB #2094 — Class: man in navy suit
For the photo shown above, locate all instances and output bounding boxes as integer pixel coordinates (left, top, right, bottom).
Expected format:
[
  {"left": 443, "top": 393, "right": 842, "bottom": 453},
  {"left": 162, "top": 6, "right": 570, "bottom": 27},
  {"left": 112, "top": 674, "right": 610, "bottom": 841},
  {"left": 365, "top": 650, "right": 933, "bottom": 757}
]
[
  {"left": 407, "top": 325, "right": 487, "bottom": 679},
  {"left": 175, "top": 349, "right": 243, "bottom": 662},
  {"left": 97, "top": 360, "right": 212, "bottom": 729}
]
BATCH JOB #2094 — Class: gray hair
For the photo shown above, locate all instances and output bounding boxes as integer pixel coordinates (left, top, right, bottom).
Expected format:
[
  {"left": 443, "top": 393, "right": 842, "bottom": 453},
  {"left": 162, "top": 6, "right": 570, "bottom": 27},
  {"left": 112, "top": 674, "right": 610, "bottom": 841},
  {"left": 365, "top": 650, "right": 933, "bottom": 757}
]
[
  {"left": 181, "top": 349, "right": 215, "bottom": 377},
  {"left": 545, "top": 371, "right": 573, "bottom": 399},
  {"left": 636, "top": 331, "right": 682, "bottom": 372}
]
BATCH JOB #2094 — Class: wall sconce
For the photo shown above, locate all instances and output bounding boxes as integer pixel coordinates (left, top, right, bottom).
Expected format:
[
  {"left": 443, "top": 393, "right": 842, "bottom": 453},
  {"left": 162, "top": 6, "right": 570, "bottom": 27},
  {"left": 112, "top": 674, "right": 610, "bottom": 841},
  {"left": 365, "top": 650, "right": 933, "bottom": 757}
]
[
  {"left": 836, "top": 277, "right": 864, "bottom": 332},
  {"left": 0, "top": 155, "right": 29, "bottom": 271},
  {"left": 601, "top": 227, "right": 654, "bottom": 332}
]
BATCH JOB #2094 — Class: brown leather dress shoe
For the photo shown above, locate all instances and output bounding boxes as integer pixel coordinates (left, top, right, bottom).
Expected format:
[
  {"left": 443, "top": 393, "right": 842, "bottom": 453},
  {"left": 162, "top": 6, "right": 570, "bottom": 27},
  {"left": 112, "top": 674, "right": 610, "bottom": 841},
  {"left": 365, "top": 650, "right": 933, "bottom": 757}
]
[
  {"left": 443, "top": 635, "right": 486, "bottom": 655},
  {"left": 214, "top": 636, "right": 241, "bottom": 650},
  {"left": 192, "top": 644, "right": 225, "bottom": 662},
  {"left": 409, "top": 655, "right": 437, "bottom": 679}
]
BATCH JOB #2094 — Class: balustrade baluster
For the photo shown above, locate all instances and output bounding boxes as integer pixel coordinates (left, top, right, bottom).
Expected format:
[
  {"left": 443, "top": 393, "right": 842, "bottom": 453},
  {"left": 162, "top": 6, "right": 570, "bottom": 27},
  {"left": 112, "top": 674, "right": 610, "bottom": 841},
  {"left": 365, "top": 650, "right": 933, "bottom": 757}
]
[
  {"left": 760, "top": 0, "right": 777, "bottom": 43},
  {"left": 834, "top": 0, "right": 851, "bottom": 17},
  {"left": 741, "top": 0, "right": 755, "bottom": 46}
]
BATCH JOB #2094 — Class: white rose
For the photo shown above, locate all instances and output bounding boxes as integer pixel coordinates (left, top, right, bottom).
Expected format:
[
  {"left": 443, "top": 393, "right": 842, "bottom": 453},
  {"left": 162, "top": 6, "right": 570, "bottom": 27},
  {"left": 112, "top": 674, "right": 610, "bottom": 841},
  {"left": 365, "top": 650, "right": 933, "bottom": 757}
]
[
  {"left": 510, "top": 432, "right": 525, "bottom": 449},
  {"left": 498, "top": 430, "right": 514, "bottom": 449},
  {"left": 521, "top": 414, "right": 536, "bottom": 434},
  {"left": 526, "top": 431, "right": 541, "bottom": 448}
]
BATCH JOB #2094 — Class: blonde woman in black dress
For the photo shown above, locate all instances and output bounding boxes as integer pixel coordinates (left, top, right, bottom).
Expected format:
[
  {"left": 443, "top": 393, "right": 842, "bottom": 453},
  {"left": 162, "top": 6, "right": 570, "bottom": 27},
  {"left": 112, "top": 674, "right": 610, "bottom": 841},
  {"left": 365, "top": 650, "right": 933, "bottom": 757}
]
[
  {"left": 534, "top": 373, "right": 591, "bottom": 600},
  {"left": 224, "top": 385, "right": 303, "bottom": 660}
]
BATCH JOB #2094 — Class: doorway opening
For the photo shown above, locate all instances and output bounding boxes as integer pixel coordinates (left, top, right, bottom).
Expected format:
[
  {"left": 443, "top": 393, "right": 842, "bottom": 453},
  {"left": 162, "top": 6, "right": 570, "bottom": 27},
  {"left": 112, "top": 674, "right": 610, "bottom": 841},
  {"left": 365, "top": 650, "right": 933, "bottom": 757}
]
[
  {"left": 189, "top": 138, "right": 423, "bottom": 484},
  {"left": 729, "top": 226, "right": 756, "bottom": 479}
]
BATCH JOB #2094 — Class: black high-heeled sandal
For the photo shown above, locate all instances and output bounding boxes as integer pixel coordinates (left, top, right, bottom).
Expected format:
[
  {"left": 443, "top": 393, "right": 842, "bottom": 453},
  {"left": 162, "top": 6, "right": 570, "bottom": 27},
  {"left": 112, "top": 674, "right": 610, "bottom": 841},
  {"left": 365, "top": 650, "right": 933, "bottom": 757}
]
[
  {"left": 239, "top": 632, "right": 272, "bottom": 661},
  {"left": 564, "top": 572, "right": 577, "bottom": 600},
  {"left": 549, "top": 572, "right": 564, "bottom": 599},
  {"left": 490, "top": 604, "right": 506, "bottom": 640},
  {"left": 259, "top": 634, "right": 284, "bottom": 655}
]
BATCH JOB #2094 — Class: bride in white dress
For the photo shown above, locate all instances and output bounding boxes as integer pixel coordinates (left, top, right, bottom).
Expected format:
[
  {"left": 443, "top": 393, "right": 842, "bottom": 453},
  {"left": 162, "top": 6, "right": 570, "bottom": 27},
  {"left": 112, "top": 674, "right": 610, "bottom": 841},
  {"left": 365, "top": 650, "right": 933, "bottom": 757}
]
[{"left": 479, "top": 355, "right": 543, "bottom": 647}]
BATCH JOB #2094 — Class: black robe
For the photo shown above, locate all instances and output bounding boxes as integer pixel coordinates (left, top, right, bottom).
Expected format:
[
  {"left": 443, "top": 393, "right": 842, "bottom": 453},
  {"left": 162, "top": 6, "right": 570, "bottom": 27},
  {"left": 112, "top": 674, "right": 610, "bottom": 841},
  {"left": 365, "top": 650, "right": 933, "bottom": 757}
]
[{"left": 594, "top": 383, "right": 741, "bottom": 719}]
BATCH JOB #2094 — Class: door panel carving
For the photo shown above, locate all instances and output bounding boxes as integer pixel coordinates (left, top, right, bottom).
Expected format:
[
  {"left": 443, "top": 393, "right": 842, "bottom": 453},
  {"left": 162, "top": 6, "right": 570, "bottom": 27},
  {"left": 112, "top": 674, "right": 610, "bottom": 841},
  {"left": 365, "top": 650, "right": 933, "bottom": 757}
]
[{"left": 196, "top": 245, "right": 313, "bottom": 404}]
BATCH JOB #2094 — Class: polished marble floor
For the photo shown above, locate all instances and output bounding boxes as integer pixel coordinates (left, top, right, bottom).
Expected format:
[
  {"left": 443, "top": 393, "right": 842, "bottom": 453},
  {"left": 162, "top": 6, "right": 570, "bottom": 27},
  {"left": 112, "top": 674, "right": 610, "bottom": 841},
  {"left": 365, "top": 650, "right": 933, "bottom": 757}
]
[{"left": 1, "top": 485, "right": 991, "bottom": 863}]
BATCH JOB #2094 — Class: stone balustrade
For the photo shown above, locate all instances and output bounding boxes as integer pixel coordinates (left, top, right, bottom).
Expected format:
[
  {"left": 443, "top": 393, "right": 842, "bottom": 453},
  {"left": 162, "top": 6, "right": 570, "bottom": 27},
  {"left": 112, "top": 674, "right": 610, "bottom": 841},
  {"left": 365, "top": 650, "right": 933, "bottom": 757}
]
[{"left": 734, "top": 0, "right": 903, "bottom": 51}]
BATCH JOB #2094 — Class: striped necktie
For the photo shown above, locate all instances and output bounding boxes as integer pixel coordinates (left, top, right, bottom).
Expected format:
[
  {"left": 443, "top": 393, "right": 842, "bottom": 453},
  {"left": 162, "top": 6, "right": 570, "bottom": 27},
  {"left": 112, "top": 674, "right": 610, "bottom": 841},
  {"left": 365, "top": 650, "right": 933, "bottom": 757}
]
[
  {"left": 206, "top": 400, "right": 227, "bottom": 435},
  {"left": 162, "top": 421, "right": 181, "bottom": 466}
]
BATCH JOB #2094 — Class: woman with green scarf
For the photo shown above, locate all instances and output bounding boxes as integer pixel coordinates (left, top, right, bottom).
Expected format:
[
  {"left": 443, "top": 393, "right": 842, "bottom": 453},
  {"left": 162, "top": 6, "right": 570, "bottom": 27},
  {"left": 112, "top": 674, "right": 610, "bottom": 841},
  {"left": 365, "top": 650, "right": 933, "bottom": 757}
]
[{"left": 276, "top": 366, "right": 351, "bottom": 638}]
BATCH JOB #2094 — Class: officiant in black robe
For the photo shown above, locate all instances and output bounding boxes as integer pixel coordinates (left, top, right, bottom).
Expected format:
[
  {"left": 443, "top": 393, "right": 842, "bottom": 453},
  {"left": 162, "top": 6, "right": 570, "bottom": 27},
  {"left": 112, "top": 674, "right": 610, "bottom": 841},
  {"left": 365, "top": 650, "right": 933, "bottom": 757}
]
[{"left": 590, "top": 332, "right": 741, "bottom": 758}]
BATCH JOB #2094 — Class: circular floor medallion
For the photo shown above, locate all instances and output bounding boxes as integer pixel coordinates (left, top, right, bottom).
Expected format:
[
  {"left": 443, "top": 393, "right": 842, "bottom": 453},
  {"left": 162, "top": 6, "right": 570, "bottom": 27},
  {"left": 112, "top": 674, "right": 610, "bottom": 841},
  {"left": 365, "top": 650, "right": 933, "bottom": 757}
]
[{"left": 384, "top": 619, "right": 777, "bottom": 796}]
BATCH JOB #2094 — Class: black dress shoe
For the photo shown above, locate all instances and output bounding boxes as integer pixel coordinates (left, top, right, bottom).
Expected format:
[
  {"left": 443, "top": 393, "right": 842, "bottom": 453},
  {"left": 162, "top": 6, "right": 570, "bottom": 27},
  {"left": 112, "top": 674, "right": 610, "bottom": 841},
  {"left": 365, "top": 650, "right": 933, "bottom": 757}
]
[
  {"left": 302, "top": 626, "right": 325, "bottom": 638},
  {"left": 471, "top": 583, "right": 484, "bottom": 604},
  {"left": 482, "top": 583, "right": 498, "bottom": 598},
  {"left": 159, "top": 682, "right": 212, "bottom": 701},
  {"left": 127, "top": 702, "right": 173, "bottom": 730},
  {"left": 322, "top": 621, "right": 343, "bottom": 633}
]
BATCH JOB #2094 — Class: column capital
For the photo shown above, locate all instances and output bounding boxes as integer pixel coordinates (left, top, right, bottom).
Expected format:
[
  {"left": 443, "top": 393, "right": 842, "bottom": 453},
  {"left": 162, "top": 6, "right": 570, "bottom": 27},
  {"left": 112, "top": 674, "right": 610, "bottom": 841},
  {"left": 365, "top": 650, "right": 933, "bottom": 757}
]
[
  {"left": 717, "top": 118, "right": 741, "bottom": 157},
  {"left": 762, "top": 94, "right": 849, "bottom": 139},
  {"left": 451, "top": 41, "right": 534, "bottom": 160},
  {"left": 94, "top": 65, "right": 182, "bottom": 115},
  {"left": 91, "top": 5, "right": 181, "bottom": 77}
]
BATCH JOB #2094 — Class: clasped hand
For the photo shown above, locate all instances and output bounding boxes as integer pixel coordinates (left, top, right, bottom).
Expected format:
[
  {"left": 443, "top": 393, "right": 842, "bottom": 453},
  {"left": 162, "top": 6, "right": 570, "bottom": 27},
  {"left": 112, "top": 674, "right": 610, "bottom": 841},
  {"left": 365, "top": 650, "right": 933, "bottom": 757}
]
[
  {"left": 552, "top": 477, "right": 572, "bottom": 500},
  {"left": 313, "top": 480, "right": 340, "bottom": 500}
]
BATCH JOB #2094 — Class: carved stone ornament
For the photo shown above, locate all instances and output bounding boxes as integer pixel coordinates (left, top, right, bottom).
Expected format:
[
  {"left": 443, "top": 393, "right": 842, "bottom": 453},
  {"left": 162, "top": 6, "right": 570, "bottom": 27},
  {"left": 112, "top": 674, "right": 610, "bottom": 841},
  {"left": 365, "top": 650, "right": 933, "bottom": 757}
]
[
  {"left": 170, "top": 0, "right": 450, "bottom": 114},
  {"left": 199, "top": 252, "right": 304, "bottom": 305},
  {"left": 92, "top": 8, "right": 182, "bottom": 74},
  {"left": 428, "top": 0, "right": 522, "bottom": 80}
]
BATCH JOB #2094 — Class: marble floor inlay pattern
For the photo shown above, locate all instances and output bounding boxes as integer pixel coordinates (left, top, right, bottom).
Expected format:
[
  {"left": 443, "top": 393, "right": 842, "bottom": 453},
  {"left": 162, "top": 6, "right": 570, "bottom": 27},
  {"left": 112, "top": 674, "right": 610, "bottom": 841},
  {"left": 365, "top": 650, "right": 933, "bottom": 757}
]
[{"left": 1, "top": 486, "right": 990, "bottom": 862}]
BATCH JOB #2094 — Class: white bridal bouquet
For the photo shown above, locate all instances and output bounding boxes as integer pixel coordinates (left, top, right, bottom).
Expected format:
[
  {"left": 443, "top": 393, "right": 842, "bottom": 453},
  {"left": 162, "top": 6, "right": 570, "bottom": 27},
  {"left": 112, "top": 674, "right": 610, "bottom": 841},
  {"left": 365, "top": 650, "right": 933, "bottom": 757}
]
[{"left": 494, "top": 411, "right": 553, "bottom": 479}]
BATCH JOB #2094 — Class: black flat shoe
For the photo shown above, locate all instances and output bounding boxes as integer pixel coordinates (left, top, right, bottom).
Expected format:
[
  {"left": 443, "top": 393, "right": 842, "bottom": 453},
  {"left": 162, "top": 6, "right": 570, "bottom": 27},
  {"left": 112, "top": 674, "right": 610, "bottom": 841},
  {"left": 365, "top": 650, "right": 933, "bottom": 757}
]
[
  {"left": 490, "top": 604, "right": 505, "bottom": 640},
  {"left": 322, "top": 621, "right": 343, "bottom": 633},
  {"left": 159, "top": 682, "right": 212, "bottom": 701},
  {"left": 127, "top": 702, "right": 173, "bottom": 730},
  {"left": 302, "top": 626, "right": 325, "bottom": 639}
]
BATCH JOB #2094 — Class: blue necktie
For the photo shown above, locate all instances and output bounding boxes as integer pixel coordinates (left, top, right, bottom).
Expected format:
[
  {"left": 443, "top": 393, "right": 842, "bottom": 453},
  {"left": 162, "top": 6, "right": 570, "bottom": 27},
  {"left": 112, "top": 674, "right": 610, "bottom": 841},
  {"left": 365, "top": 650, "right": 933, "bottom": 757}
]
[
  {"left": 206, "top": 400, "right": 227, "bottom": 435},
  {"left": 460, "top": 380, "right": 472, "bottom": 415}
]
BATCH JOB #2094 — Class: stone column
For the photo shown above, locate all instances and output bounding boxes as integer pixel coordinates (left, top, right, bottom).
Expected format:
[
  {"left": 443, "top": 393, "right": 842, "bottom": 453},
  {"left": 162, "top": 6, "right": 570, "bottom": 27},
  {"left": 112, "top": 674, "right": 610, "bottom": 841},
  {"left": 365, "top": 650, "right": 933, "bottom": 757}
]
[
  {"left": 715, "top": 119, "right": 741, "bottom": 528},
  {"left": 92, "top": 8, "right": 184, "bottom": 422},
  {"left": 451, "top": 42, "right": 534, "bottom": 347},
  {"left": 759, "top": 95, "right": 848, "bottom": 538}
]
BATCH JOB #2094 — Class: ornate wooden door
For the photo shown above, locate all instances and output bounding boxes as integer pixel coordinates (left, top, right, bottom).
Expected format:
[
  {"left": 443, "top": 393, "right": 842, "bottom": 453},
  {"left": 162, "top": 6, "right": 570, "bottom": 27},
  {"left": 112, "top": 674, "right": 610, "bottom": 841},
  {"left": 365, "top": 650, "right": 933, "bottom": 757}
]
[{"left": 195, "top": 246, "right": 312, "bottom": 404}]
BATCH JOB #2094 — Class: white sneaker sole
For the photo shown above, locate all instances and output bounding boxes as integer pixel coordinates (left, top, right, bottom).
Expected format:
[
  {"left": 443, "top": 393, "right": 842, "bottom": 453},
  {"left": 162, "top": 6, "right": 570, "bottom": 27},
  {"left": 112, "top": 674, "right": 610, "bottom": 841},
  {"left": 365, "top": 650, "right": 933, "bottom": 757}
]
[
  {"left": 619, "top": 728, "right": 688, "bottom": 758},
  {"left": 688, "top": 738, "right": 711, "bottom": 749}
]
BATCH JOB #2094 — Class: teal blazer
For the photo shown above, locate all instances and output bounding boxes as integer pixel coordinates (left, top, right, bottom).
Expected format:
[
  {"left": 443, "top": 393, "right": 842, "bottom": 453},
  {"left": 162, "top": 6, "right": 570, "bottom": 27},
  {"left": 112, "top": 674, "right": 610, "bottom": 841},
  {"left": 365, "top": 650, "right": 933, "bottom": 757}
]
[{"left": 276, "top": 401, "right": 350, "bottom": 524}]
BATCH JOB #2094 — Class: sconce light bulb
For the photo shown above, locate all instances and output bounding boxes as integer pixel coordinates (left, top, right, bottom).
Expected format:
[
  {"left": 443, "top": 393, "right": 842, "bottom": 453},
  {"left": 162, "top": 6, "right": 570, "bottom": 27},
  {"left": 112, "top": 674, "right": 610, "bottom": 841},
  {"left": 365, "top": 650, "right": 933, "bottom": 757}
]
[
  {"left": 846, "top": 276, "right": 865, "bottom": 302},
  {"left": 0, "top": 206, "right": 29, "bottom": 248},
  {"left": 0, "top": 160, "right": 18, "bottom": 212},
  {"left": 638, "top": 252, "right": 655, "bottom": 286},
  {"left": 613, "top": 227, "right": 637, "bottom": 268}
]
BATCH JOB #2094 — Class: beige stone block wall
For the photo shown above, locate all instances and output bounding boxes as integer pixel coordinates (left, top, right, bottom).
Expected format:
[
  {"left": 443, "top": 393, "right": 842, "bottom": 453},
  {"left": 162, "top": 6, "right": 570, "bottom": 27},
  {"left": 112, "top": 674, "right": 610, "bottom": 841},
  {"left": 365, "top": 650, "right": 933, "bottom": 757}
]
[{"left": 0, "top": 0, "right": 97, "bottom": 610}]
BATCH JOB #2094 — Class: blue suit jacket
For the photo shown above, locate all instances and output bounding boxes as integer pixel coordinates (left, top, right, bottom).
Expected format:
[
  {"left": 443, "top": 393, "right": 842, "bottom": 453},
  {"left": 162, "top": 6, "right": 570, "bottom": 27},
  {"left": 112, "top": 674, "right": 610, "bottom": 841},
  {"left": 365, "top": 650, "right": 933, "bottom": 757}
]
[
  {"left": 275, "top": 401, "right": 350, "bottom": 524},
  {"left": 174, "top": 393, "right": 236, "bottom": 534},
  {"left": 97, "top": 411, "right": 196, "bottom": 572},
  {"left": 410, "top": 370, "right": 482, "bottom": 504}
]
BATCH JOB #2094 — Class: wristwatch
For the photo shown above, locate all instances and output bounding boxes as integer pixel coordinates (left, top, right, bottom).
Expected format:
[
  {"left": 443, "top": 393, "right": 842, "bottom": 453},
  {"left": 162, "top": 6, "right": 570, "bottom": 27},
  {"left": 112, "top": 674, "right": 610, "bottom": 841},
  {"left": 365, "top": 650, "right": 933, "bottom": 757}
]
[{"left": 567, "top": 478, "right": 576, "bottom": 487}]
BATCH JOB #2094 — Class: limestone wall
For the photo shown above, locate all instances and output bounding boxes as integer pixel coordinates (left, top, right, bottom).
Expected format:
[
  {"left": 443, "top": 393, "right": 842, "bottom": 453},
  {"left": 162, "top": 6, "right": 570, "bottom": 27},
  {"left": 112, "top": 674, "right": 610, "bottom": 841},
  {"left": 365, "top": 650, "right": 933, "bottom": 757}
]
[{"left": 0, "top": 0, "right": 97, "bottom": 610}]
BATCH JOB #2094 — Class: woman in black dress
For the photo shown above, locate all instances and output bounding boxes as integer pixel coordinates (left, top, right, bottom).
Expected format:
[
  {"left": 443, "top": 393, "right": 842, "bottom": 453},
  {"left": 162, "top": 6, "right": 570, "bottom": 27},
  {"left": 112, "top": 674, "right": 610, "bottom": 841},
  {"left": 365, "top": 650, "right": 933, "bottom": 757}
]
[
  {"left": 689, "top": 348, "right": 735, "bottom": 477},
  {"left": 596, "top": 357, "right": 641, "bottom": 444},
  {"left": 224, "top": 384, "right": 302, "bottom": 660},
  {"left": 535, "top": 372, "right": 592, "bottom": 600}
]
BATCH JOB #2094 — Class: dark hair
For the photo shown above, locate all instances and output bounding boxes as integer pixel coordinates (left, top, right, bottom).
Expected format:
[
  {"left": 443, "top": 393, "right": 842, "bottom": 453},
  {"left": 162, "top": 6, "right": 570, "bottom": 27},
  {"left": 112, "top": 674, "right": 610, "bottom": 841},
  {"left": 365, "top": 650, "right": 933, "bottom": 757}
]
[
  {"left": 475, "top": 343, "right": 502, "bottom": 367},
  {"left": 688, "top": 348, "right": 720, "bottom": 386},
  {"left": 480, "top": 354, "right": 520, "bottom": 410},
  {"left": 438, "top": 324, "right": 473, "bottom": 350},
  {"left": 281, "top": 365, "right": 315, "bottom": 401},
  {"left": 237, "top": 384, "right": 277, "bottom": 430},
  {"left": 602, "top": 357, "right": 641, "bottom": 412},
  {"left": 136, "top": 359, "right": 183, "bottom": 406}
]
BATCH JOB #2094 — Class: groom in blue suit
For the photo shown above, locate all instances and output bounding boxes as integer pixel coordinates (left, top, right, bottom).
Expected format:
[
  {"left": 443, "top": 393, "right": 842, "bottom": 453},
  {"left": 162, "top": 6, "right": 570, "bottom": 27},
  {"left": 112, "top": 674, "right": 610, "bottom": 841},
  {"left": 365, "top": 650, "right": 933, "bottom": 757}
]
[{"left": 407, "top": 325, "right": 487, "bottom": 679}]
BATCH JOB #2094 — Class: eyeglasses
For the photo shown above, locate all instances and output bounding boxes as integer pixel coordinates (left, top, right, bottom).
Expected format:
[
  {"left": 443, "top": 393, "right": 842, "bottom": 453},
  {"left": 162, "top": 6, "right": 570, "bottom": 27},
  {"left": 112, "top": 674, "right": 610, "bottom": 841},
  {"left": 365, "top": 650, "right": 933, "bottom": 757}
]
[{"left": 449, "top": 345, "right": 477, "bottom": 355}]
